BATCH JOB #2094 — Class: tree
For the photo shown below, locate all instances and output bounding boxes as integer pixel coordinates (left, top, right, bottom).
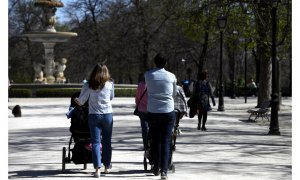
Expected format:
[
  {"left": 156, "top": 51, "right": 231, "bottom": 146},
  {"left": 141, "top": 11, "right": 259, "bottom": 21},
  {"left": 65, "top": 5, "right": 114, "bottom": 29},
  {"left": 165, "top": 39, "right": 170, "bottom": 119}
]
[
  {"left": 8, "top": 0, "right": 44, "bottom": 83},
  {"left": 8, "top": 0, "right": 291, "bottom": 98}
]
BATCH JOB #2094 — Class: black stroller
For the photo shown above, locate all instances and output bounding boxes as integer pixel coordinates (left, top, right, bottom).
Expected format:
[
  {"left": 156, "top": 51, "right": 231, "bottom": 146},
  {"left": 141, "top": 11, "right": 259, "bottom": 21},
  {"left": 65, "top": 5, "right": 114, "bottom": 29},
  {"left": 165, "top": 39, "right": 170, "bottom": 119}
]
[
  {"left": 62, "top": 92, "right": 92, "bottom": 172},
  {"left": 143, "top": 111, "right": 182, "bottom": 173}
]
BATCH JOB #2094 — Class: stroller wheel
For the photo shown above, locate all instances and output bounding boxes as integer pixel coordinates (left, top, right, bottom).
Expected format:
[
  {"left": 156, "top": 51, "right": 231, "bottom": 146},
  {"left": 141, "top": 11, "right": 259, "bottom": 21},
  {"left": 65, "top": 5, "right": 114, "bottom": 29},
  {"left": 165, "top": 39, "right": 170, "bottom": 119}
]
[
  {"left": 62, "top": 147, "right": 66, "bottom": 172},
  {"left": 143, "top": 157, "right": 147, "bottom": 171}
]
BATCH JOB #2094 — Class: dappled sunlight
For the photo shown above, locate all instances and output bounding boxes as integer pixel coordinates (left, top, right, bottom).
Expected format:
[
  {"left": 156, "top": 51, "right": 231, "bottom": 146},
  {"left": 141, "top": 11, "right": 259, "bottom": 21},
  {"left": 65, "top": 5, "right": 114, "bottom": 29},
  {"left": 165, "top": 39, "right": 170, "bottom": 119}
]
[{"left": 8, "top": 97, "right": 291, "bottom": 179}]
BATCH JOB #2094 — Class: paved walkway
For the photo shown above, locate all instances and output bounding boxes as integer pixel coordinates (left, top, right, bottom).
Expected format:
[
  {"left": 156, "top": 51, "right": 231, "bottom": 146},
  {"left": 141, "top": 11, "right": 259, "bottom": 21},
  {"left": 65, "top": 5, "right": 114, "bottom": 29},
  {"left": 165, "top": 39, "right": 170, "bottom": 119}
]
[{"left": 8, "top": 97, "right": 292, "bottom": 180}]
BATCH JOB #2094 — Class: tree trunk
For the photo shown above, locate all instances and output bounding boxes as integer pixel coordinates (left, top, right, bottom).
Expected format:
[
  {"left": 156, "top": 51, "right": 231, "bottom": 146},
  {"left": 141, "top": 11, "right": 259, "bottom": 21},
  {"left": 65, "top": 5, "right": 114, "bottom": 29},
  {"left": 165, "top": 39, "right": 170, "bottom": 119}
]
[
  {"left": 197, "top": 26, "right": 209, "bottom": 78},
  {"left": 257, "top": 49, "right": 272, "bottom": 107},
  {"left": 135, "top": 0, "right": 149, "bottom": 73},
  {"left": 252, "top": 48, "right": 260, "bottom": 85},
  {"left": 256, "top": 5, "right": 272, "bottom": 107}
]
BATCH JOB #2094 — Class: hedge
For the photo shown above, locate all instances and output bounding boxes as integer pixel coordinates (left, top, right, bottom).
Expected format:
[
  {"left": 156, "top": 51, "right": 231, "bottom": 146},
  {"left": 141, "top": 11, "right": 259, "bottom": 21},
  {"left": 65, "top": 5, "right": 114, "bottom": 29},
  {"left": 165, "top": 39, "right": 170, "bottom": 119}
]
[
  {"left": 114, "top": 88, "right": 136, "bottom": 97},
  {"left": 9, "top": 88, "right": 137, "bottom": 98},
  {"left": 36, "top": 88, "right": 81, "bottom": 97},
  {"left": 9, "top": 88, "right": 32, "bottom": 97}
]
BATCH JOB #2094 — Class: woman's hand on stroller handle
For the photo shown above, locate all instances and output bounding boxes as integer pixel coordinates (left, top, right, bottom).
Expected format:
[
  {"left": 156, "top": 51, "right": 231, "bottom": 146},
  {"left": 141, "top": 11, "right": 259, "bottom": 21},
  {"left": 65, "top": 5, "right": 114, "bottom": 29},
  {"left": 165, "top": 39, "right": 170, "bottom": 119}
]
[{"left": 74, "top": 98, "right": 81, "bottom": 106}]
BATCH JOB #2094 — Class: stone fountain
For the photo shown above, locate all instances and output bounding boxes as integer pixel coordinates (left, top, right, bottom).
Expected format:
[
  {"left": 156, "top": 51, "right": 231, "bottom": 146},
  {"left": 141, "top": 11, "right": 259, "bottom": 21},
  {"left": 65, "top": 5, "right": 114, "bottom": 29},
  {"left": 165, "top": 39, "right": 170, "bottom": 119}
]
[{"left": 22, "top": 0, "right": 77, "bottom": 84}]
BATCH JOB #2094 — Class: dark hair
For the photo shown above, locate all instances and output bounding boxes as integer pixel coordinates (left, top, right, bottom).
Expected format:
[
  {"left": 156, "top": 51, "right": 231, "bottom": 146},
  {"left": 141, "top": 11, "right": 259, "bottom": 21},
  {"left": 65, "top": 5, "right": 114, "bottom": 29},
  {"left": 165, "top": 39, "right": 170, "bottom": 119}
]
[
  {"left": 138, "top": 73, "right": 145, "bottom": 82},
  {"left": 199, "top": 71, "right": 207, "bottom": 80},
  {"left": 154, "top": 54, "right": 167, "bottom": 68},
  {"left": 88, "top": 63, "right": 110, "bottom": 90}
]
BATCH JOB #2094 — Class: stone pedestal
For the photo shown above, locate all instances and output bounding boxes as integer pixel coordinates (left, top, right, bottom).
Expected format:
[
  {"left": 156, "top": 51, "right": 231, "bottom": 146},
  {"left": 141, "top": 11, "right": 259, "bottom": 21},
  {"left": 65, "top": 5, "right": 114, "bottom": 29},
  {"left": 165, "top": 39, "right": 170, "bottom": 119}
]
[{"left": 43, "top": 42, "right": 56, "bottom": 83}]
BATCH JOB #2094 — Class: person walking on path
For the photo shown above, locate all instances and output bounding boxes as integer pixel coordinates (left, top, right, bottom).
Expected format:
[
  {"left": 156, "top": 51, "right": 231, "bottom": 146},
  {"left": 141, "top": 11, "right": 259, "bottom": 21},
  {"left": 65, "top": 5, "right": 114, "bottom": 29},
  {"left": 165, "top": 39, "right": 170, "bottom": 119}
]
[
  {"left": 192, "top": 72, "right": 215, "bottom": 131},
  {"left": 135, "top": 75, "right": 149, "bottom": 150},
  {"left": 247, "top": 78, "right": 257, "bottom": 96},
  {"left": 75, "top": 63, "right": 114, "bottom": 178},
  {"left": 144, "top": 54, "right": 177, "bottom": 180}
]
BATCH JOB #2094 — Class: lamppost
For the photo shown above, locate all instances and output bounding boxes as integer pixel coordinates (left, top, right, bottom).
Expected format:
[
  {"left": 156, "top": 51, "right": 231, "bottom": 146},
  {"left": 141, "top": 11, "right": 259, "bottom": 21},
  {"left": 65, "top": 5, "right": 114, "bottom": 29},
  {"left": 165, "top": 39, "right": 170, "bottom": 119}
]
[
  {"left": 176, "top": 58, "right": 186, "bottom": 80},
  {"left": 231, "top": 30, "right": 239, "bottom": 99},
  {"left": 244, "top": 38, "right": 248, "bottom": 104},
  {"left": 181, "top": 58, "right": 186, "bottom": 80},
  {"left": 269, "top": 1, "right": 280, "bottom": 135},
  {"left": 217, "top": 15, "right": 227, "bottom": 111},
  {"left": 181, "top": 58, "right": 186, "bottom": 68}
]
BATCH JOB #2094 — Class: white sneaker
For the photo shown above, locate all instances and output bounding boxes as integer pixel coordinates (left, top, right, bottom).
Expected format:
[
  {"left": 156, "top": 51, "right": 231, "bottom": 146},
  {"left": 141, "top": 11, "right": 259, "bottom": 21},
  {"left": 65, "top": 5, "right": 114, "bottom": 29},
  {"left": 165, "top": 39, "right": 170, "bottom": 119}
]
[
  {"left": 104, "top": 167, "right": 110, "bottom": 174},
  {"left": 175, "top": 128, "right": 183, "bottom": 136},
  {"left": 161, "top": 173, "right": 168, "bottom": 179},
  {"left": 93, "top": 171, "right": 100, "bottom": 178},
  {"left": 178, "top": 129, "right": 183, "bottom": 135}
]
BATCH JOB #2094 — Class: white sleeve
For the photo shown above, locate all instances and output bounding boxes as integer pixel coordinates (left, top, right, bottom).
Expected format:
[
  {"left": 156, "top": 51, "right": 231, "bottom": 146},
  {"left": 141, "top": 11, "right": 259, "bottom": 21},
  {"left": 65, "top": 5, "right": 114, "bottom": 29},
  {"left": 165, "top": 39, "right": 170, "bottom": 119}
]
[
  {"left": 173, "top": 76, "right": 177, "bottom": 97},
  {"left": 110, "top": 81, "right": 114, "bottom": 100},
  {"left": 78, "top": 83, "right": 90, "bottom": 105}
]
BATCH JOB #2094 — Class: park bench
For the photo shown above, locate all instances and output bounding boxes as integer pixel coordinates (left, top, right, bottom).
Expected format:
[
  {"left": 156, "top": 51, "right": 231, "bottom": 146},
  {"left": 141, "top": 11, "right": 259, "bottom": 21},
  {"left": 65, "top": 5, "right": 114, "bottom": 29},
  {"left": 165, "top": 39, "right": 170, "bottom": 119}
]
[{"left": 247, "top": 101, "right": 270, "bottom": 121}]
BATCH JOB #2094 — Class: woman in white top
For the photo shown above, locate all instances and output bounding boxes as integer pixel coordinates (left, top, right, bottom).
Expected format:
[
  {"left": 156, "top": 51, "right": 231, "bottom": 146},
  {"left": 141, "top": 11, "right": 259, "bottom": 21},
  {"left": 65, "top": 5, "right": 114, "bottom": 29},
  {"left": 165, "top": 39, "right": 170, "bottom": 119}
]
[{"left": 75, "top": 64, "right": 114, "bottom": 178}]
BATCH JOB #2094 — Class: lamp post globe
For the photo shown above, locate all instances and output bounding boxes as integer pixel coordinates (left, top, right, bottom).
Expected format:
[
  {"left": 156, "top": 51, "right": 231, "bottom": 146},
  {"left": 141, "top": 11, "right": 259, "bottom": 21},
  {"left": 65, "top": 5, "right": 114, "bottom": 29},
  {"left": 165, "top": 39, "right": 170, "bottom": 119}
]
[{"left": 217, "top": 16, "right": 227, "bottom": 29}]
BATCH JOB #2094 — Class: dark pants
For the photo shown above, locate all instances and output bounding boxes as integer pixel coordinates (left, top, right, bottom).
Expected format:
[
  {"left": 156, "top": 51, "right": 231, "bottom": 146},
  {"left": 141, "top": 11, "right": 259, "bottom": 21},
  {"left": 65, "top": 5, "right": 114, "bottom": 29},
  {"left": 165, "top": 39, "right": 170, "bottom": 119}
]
[
  {"left": 174, "top": 111, "right": 180, "bottom": 129},
  {"left": 198, "top": 110, "right": 207, "bottom": 128},
  {"left": 148, "top": 111, "right": 175, "bottom": 174},
  {"left": 174, "top": 110, "right": 185, "bottom": 128},
  {"left": 138, "top": 112, "right": 149, "bottom": 150}
]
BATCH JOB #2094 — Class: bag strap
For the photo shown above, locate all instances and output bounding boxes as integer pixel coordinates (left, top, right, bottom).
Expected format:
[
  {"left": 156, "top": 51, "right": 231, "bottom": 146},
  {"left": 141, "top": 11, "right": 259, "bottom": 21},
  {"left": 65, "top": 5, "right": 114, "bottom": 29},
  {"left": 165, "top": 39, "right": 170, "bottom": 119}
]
[{"left": 137, "top": 89, "right": 147, "bottom": 107}]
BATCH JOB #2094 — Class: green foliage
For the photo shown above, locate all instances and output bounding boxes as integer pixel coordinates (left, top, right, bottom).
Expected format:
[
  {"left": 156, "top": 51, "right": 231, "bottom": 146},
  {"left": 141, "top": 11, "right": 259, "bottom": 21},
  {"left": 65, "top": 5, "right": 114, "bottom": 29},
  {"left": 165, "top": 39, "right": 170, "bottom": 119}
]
[
  {"left": 177, "top": 2, "right": 218, "bottom": 42},
  {"left": 9, "top": 71, "right": 33, "bottom": 83},
  {"left": 114, "top": 88, "right": 137, "bottom": 97},
  {"left": 36, "top": 88, "right": 81, "bottom": 97},
  {"left": 8, "top": 0, "right": 291, "bottom": 97},
  {"left": 237, "top": 77, "right": 245, "bottom": 88},
  {"left": 9, "top": 88, "right": 137, "bottom": 97},
  {"left": 9, "top": 88, "right": 32, "bottom": 97}
]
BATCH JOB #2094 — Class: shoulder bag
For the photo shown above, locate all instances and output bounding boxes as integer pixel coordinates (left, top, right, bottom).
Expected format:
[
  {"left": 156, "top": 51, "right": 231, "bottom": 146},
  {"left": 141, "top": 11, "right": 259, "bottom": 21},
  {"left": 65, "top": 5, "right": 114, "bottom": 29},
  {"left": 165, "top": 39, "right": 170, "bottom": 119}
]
[{"left": 134, "top": 89, "right": 147, "bottom": 116}]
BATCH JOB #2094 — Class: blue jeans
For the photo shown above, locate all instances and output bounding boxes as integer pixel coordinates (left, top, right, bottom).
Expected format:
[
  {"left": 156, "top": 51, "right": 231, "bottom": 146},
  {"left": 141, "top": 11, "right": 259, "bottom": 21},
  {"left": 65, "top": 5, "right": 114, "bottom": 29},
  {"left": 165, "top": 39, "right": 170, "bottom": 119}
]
[
  {"left": 88, "top": 113, "right": 113, "bottom": 169},
  {"left": 148, "top": 111, "right": 175, "bottom": 174},
  {"left": 138, "top": 112, "right": 149, "bottom": 150}
]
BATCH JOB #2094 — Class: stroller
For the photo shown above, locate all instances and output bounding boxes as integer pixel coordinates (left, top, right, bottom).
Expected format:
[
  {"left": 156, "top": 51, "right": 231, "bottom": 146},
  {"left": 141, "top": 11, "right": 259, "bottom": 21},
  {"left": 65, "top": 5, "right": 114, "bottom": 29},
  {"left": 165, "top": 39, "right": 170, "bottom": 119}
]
[
  {"left": 62, "top": 92, "right": 92, "bottom": 172},
  {"left": 143, "top": 110, "right": 182, "bottom": 173}
]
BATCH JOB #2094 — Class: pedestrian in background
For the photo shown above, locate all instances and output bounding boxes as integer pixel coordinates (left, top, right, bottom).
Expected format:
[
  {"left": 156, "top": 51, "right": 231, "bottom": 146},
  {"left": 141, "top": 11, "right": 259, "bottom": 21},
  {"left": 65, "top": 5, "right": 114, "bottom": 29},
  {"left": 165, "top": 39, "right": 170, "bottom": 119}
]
[
  {"left": 192, "top": 72, "right": 215, "bottom": 131},
  {"left": 135, "top": 74, "right": 149, "bottom": 150},
  {"left": 181, "top": 79, "right": 191, "bottom": 97},
  {"left": 145, "top": 53, "right": 177, "bottom": 180},
  {"left": 247, "top": 78, "right": 257, "bottom": 96},
  {"left": 174, "top": 84, "right": 188, "bottom": 135},
  {"left": 75, "top": 63, "right": 114, "bottom": 178}
]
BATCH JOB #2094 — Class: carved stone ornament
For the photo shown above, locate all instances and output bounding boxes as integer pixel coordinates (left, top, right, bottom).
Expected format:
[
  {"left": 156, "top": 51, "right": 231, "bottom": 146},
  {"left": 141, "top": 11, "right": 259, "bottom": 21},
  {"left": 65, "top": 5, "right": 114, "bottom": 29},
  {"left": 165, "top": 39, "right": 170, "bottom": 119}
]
[{"left": 34, "top": 0, "right": 64, "bottom": 8}]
